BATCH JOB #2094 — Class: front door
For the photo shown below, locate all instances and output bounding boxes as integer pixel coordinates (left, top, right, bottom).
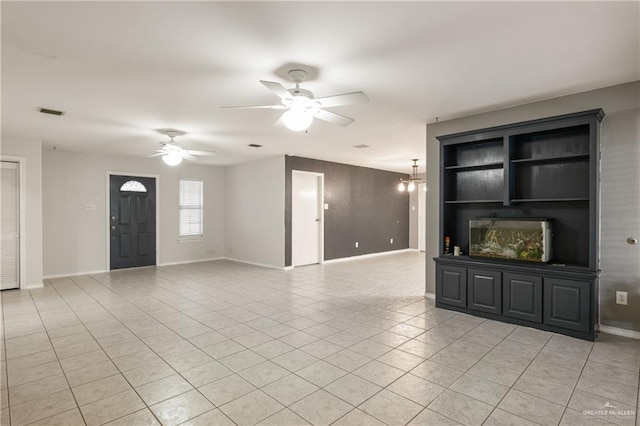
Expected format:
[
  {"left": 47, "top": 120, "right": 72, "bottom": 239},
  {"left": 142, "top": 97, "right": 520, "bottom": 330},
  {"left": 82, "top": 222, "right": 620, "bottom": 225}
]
[
  {"left": 292, "top": 171, "right": 323, "bottom": 266},
  {"left": 110, "top": 175, "right": 156, "bottom": 270}
]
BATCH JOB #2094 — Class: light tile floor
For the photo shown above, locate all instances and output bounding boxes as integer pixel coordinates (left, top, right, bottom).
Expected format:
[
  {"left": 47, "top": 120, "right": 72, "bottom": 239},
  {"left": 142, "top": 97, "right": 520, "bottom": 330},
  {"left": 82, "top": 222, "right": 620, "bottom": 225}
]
[{"left": 1, "top": 252, "right": 638, "bottom": 426}]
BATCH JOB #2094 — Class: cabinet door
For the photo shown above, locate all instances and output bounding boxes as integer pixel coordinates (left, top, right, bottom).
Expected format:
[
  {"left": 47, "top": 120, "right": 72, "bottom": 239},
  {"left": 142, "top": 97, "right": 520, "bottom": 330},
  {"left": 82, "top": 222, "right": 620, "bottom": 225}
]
[
  {"left": 544, "top": 278, "right": 591, "bottom": 332},
  {"left": 468, "top": 269, "right": 502, "bottom": 315},
  {"left": 503, "top": 273, "right": 542, "bottom": 323},
  {"left": 436, "top": 265, "right": 467, "bottom": 308}
]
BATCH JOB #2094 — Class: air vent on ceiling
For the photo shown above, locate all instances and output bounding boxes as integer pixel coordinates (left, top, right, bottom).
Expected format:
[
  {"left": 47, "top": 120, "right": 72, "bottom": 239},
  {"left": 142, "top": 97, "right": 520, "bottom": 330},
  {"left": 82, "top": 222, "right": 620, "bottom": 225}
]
[
  {"left": 248, "top": 144, "right": 263, "bottom": 148},
  {"left": 353, "top": 144, "right": 370, "bottom": 149},
  {"left": 38, "top": 107, "right": 65, "bottom": 116}
]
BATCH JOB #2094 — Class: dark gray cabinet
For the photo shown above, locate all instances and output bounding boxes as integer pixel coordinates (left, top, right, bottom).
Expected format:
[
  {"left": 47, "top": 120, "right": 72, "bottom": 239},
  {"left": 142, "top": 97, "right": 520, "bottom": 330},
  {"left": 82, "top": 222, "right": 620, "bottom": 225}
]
[
  {"left": 436, "top": 264, "right": 466, "bottom": 308},
  {"left": 434, "top": 257, "right": 598, "bottom": 340},
  {"left": 544, "top": 278, "right": 590, "bottom": 332},
  {"left": 503, "top": 273, "right": 542, "bottom": 323},
  {"left": 434, "top": 109, "right": 602, "bottom": 341},
  {"left": 468, "top": 269, "right": 501, "bottom": 315}
]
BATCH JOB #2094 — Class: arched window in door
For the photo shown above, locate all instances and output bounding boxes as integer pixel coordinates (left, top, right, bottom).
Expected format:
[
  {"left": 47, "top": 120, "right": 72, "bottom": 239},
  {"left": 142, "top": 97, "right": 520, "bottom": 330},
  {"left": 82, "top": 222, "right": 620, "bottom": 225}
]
[{"left": 120, "top": 180, "right": 147, "bottom": 192}]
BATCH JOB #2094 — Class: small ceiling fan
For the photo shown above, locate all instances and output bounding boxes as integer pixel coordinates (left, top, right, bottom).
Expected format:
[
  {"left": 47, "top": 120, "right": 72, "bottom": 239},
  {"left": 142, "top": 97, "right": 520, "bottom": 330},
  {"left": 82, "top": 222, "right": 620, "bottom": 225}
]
[
  {"left": 222, "top": 69, "right": 369, "bottom": 131},
  {"left": 152, "top": 130, "right": 216, "bottom": 166}
]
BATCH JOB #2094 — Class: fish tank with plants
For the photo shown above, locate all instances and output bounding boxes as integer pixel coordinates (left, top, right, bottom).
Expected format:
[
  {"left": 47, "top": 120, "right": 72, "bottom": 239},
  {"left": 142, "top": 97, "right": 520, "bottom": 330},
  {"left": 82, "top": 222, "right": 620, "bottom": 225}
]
[{"left": 469, "top": 218, "right": 553, "bottom": 263}]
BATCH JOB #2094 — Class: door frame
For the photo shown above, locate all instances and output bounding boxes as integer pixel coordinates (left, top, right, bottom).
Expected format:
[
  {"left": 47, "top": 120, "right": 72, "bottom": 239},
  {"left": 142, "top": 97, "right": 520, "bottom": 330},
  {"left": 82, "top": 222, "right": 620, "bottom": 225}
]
[
  {"left": 292, "top": 170, "right": 325, "bottom": 267},
  {"left": 418, "top": 183, "right": 427, "bottom": 252},
  {"left": 0, "top": 156, "right": 26, "bottom": 289},
  {"left": 105, "top": 171, "right": 160, "bottom": 270}
]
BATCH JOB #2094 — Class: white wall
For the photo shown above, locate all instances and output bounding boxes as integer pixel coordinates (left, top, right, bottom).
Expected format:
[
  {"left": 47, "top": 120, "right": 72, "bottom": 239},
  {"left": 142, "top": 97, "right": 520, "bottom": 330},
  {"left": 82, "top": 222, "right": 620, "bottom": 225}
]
[
  {"left": 409, "top": 172, "right": 426, "bottom": 250},
  {"left": 42, "top": 149, "right": 225, "bottom": 277},
  {"left": 0, "top": 135, "right": 43, "bottom": 288},
  {"left": 224, "top": 156, "right": 285, "bottom": 268},
  {"left": 426, "top": 81, "right": 640, "bottom": 331}
]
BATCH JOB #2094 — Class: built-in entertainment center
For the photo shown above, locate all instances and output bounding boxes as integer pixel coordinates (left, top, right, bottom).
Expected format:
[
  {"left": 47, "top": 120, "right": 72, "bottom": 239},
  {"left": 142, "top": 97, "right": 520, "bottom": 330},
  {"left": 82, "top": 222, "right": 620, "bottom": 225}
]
[{"left": 434, "top": 109, "right": 604, "bottom": 340}]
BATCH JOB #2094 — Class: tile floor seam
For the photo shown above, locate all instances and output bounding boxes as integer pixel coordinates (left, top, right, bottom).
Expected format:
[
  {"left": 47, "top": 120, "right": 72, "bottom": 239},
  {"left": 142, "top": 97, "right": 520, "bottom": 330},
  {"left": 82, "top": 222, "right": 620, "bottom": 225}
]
[
  {"left": 4, "top": 256, "right": 638, "bottom": 426},
  {"left": 63, "top": 279, "right": 230, "bottom": 424},
  {"left": 50, "top": 276, "right": 170, "bottom": 426},
  {"left": 445, "top": 324, "right": 541, "bottom": 425},
  {"left": 21, "top": 285, "right": 90, "bottom": 426},
  {"left": 540, "top": 335, "right": 594, "bottom": 426}
]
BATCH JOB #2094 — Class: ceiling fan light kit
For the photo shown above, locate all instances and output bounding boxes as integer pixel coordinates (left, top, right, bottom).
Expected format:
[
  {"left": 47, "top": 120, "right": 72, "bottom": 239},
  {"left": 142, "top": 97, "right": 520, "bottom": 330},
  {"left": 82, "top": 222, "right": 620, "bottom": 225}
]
[
  {"left": 162, "top": 152, "right": 183, "bottom": 166},
  {"left": 154, "top": 129, "right": 216, "bottom": 166},
  {"left": 221, "top": 68, "right": 368, "bottom": 131}
]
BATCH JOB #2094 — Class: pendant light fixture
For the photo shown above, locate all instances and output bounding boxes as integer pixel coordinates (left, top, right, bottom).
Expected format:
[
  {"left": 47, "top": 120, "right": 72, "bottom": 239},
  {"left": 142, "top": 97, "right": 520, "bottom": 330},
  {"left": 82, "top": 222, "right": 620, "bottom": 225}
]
[{"left": 397, "top": 159, "right": 425, "bottom": 192}]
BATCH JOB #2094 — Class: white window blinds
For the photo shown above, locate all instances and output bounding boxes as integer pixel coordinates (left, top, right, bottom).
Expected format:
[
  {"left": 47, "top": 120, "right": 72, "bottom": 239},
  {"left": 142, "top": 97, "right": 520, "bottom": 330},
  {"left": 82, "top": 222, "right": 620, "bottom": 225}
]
[{"left": 179, "top": 179, "right": 203, "bottom": 238}]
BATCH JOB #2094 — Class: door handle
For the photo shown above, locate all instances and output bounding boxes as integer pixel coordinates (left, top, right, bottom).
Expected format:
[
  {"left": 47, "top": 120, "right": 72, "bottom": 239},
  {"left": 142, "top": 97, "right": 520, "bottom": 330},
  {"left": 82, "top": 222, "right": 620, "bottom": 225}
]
[{"left": 628, "top": 237, "right": 638, "bottom": 245}]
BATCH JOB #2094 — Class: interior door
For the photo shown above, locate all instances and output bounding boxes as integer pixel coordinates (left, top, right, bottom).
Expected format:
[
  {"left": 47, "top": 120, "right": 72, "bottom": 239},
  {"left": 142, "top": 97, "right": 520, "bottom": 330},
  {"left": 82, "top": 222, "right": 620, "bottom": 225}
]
[
  {"left": 1, "top": 161, "right": 20, "bottom": 290},
  {"left": 110, "top": 175, "right": 156, "bottom": 270},
  {"left": 292, "top": 171, "right": 322, "bottom": 266}
]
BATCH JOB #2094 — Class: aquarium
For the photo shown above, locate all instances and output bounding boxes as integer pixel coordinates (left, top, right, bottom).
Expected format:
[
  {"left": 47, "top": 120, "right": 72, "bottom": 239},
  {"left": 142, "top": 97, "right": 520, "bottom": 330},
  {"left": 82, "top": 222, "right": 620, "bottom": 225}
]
[{"left": 469, "top": 218, "right": 553, "bottom": 262}]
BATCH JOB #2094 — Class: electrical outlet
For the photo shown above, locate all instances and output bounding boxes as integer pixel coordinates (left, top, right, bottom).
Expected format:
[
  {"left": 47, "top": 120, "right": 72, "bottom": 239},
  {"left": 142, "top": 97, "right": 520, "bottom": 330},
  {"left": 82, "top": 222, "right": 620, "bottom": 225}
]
[
  {"left": 616, "top": 291, "right": 628, "bottom": 305},
  {"left": 390, "top": 238, "right": 394, "bottom": 244},
  {"left": 355, "top": 242, "right": 358, "bottom": 248}
]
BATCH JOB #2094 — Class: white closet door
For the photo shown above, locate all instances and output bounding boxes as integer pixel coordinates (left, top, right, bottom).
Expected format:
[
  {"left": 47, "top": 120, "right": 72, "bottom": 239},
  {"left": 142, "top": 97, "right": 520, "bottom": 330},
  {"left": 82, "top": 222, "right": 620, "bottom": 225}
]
[{"left": 1, "top": 161, "right": 19, "bottom": 290}]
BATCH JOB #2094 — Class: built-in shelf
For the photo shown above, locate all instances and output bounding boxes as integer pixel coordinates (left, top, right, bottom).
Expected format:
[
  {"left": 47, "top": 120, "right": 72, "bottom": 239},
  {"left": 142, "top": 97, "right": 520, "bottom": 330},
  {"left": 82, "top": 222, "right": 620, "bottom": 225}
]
[
  {"left": 511, "top": 198, "right": 589, "bottom": 203},
  {"left": 445, "top": 162, "right": 503, "bottom": 171},
  {"left": 511, "top": 153, "right": 589, "bottom": 165},
  {"left": 436, "top": 109, "right": 605, "bottom": 341},
  {"left": 445, "top": 200, "right": 502, "bottom": 204}
]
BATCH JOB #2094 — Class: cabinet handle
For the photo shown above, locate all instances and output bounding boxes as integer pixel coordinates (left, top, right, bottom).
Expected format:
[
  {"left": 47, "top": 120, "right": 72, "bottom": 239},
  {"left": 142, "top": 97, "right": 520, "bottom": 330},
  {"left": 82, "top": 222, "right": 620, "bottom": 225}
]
[{"left": 627, "top": 237, "right": 638, "bottom": 245}]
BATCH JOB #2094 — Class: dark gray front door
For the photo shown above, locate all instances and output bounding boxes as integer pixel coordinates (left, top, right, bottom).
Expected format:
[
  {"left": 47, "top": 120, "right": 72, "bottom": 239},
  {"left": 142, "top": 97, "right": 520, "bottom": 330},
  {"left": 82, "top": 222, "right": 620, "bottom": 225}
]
[{"left": 110, "top": 175, "right": 156, "bottom": 270}]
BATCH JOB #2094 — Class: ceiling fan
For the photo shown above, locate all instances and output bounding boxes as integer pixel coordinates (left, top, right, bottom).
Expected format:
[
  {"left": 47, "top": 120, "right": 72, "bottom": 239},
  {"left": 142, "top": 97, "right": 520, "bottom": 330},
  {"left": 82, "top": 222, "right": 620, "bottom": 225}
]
[
  {"left": 222, "top": 69, "right": 369, "bottom": 131},
  {"left": 152, "top": 130, "right": 216, "bottom": 166}
]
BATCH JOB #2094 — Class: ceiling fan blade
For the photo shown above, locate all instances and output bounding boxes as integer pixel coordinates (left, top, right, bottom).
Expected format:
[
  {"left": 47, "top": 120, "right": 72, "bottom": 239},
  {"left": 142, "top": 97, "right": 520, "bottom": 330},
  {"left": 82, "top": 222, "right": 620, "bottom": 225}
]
[
  {"left": 220, "top": 104, "right": 287, "bottom": 109},
  {"left": 313, "top": 109, "right": 355, "bottom": 127},
  {"left": 186, "top": 150, "right": 216, "bottom": 156},
  {"left": 260, "top": 80, "right": 293, "bottom": 100},
  {"left": 273, "top": 114, "right": 285, "bottom": 127},
  {"left": 315, "top": 91, "right": 369, "bottom": 108},
  {"left": 182, "top": 153, "right": 197, "bottom": 161}
]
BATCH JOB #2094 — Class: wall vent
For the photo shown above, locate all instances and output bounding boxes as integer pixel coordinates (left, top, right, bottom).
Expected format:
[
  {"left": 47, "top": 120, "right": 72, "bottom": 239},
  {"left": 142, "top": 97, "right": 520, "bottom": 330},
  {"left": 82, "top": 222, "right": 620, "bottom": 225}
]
[
  {"left": 38, "top": 107, "right": 65, "bottom": 116},
  {"left": 248, "top": 144, "right": 263, "bottom": 148},
  {"left": 353, "top": 144, "right": 370, "bottom": 149}
]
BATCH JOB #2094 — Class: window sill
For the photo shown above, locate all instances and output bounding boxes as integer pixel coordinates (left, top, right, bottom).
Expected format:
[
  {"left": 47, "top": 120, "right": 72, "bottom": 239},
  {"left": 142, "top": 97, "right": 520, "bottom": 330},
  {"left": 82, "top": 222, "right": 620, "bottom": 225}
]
[{"left": 179, "top": 236, "right": 205, "bottom": 243}]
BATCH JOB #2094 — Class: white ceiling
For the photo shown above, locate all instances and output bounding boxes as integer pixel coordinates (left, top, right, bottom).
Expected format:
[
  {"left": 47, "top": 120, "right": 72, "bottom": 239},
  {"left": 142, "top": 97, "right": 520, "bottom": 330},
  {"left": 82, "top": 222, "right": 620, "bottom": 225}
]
[{"left": 2, "top": 2, "right": 638, "bottom": 173}]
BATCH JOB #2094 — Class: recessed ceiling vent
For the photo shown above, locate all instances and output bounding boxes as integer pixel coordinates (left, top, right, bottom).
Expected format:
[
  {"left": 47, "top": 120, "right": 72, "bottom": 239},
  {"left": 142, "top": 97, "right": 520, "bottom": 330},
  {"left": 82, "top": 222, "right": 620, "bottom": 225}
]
[
  {"left": 248, "top": 144, "right": 263, "bottom": 148},
  {"left": 38, "top": 107, "right": 65, "bottom": 116},
  {"left": 353, "top": 144, "right": 370, "bottom": 149}
]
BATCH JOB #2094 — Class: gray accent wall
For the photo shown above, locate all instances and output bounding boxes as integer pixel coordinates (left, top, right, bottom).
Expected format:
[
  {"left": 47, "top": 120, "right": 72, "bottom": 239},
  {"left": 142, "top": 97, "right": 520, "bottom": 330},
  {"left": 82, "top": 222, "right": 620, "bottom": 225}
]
[
  {"left": 285, "top": 156, "right": 410, "bottom": 267},
  {"left": 426, "top": 81, "right": 640, "bottom": 332}
]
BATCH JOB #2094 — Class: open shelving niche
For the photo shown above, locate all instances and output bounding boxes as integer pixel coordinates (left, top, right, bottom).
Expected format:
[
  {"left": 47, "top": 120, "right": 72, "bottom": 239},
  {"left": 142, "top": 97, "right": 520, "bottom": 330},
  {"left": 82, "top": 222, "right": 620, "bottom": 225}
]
[{"left": 435, "top": 109, "right": 604, "bottom": 340}]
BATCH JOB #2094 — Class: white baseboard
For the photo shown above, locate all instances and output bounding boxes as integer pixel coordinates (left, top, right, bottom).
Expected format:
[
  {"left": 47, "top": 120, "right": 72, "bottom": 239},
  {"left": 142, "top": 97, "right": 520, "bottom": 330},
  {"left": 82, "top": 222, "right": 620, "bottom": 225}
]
[
  {"left": 44, "top": 270, "right": 107, "bottom": 280},
  {"left": 223, "top": 257, "right": 285, "bottom": 270},
  {"left": 425, "top": 292, "right": 435, "bottom": 300},
  {"left": 158, "top": 257, "right": 224, "bottom": 267},
  {"left": 599, "top": 325, "right": 640, "bottom": 340},
  {"left": 322, "top": 248, "right": 415, "bottom": 264},
  {"left": 19, "top": 281, "right": 45, "bottom": 289}
]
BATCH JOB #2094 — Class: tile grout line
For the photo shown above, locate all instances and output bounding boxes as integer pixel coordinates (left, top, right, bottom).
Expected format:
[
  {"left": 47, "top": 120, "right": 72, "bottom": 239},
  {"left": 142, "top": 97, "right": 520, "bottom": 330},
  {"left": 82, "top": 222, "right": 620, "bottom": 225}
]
[
  {"left": 24, "top": 285, "right": 90, "bottom": 426},
  {"left": 62, "top": 274, "right": 226, "bottom": 426},
  {"left": 1, "top": 291, "right": 14, "bottom": 426}
]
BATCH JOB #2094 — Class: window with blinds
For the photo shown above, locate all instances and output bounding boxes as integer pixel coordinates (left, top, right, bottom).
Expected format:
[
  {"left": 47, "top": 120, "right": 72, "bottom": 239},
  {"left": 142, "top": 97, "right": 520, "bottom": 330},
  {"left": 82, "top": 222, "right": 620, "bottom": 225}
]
[{"left": 179, "top": 179, "right": 203, "bottom": 239}]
